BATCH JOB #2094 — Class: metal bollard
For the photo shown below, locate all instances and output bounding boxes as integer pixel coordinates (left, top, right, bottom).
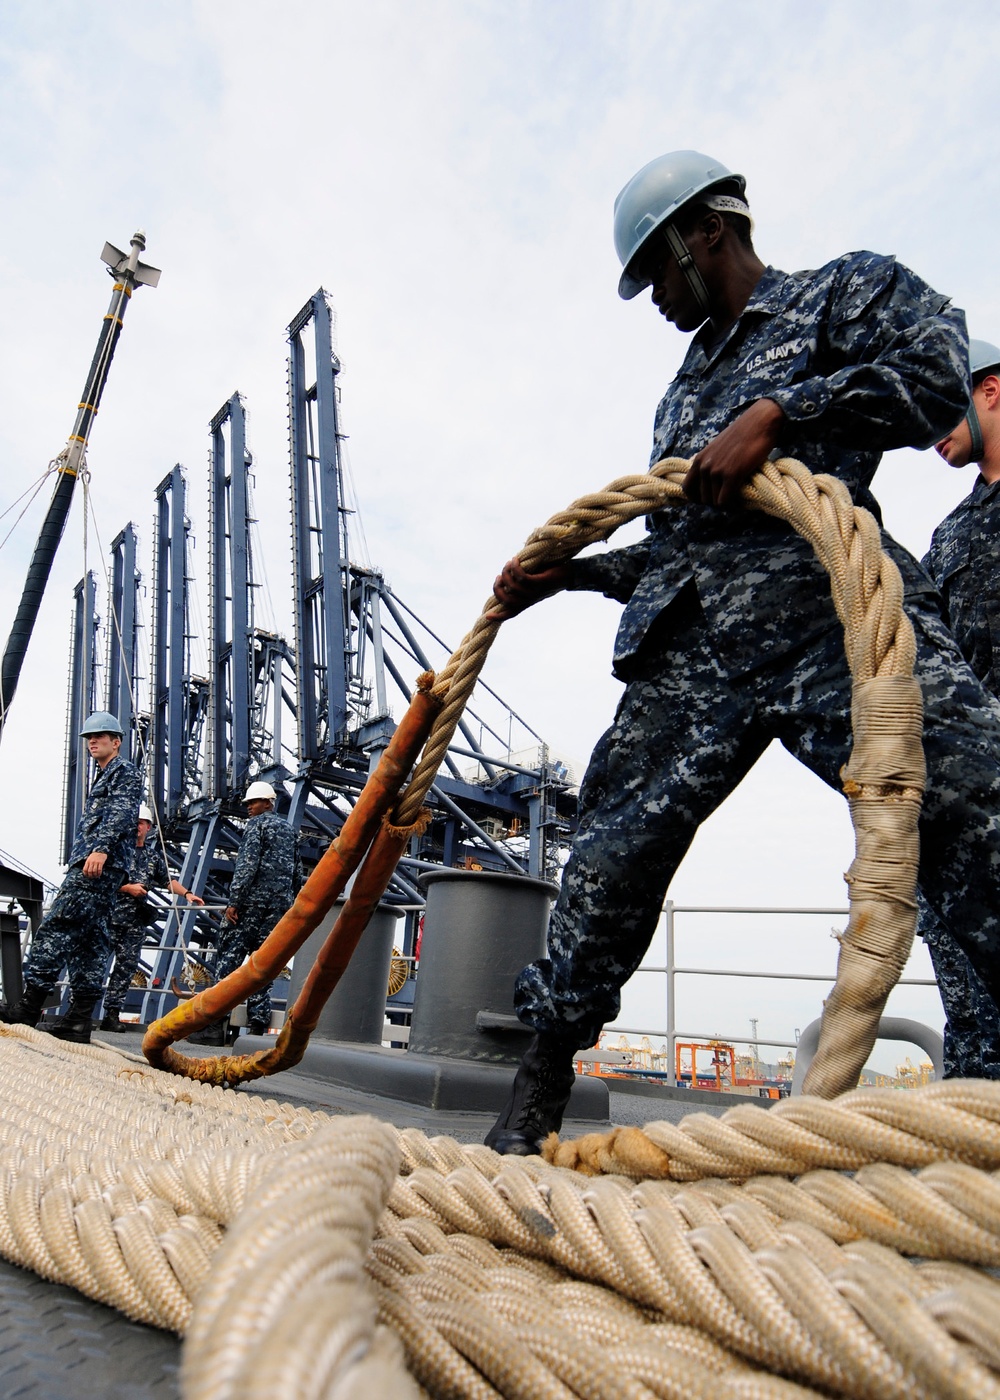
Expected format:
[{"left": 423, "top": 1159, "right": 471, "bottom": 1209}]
[
  {"left": 409, "top": 869, "right": 557, "bottom": 1065},
  {"left": 286, "top": 897, "right": 402, "bottom": 1043}
]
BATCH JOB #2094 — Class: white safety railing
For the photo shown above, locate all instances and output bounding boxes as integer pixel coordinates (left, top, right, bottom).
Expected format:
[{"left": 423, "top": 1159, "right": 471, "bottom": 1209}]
[{"left": 605, "top": 900, "right": 938, "bottom": 1081}]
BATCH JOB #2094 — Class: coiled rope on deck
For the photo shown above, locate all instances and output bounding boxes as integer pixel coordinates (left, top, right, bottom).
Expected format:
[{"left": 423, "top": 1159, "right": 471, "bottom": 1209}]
[
  {"left": 147, "top": 454, "right": 924, "bottom": 1099},
  {"left": 3, "top": 1027, "right": 1000, "bottom": 1398}
]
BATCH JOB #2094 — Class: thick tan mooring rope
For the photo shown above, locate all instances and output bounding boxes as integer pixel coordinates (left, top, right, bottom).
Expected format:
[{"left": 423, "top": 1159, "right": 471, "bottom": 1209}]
[
  {"left": 0, "top": 454, "right": 969, "bottom": 1394},
  {"left": 2, "top": 1026, "right": 1000, "bottom": 1398},
  {"left": 393, "top": 454, "right": 923, "bottom": 1099},
  {"left": 150, "top": 453, "right": 924, "bottom": 1098}
]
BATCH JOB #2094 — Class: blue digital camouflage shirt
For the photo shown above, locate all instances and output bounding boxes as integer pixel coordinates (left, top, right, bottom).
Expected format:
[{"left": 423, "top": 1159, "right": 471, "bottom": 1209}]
[
  {"left": 923, "top": 475, "right": 1000, "bottom": 696},
  {"left": 115, "top": 840, "right": 171, "bottom": 927},
  {"left": 126, "top": 841, "right": 169, "bottom": 893},
  {"left": 228, "top": 811, "right": 302, "bottom": 911},
  {"left": 67, "top": 753, "right": 142, "bottom": 874},
  {"left": 570, "top": 253, "right": 970, "bottom": 676}
]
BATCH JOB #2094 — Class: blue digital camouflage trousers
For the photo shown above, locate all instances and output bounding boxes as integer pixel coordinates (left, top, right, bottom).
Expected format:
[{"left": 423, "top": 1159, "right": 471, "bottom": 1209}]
[
  {"left": 103, "top": 909, "right": 151, "bottom": 1014},
  {"left": 212, "top": 896, "right": 287, "bottom": 1026},
  {"left": 515, "top": 584, "right": 1000, "bottom": 1058},
  {"left": 23, "top": 865, "right": 123, "bottom": 1003},
  {"left": 919, "top": 894, "right": 1000, "bottom": 1078}
]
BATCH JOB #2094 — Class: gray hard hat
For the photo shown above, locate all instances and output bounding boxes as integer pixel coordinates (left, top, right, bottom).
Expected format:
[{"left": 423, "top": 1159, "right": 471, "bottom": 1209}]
[
  {"left": 80, "top": 710, "right": 124, "bottom": 738},
  {"left": 970, "top": 339, "right": 1000, "bottom": 379},
  {"left": 614, "top": 149, "right": 746, "bottom": 301},
  {"left": 963, "top": 339, "right": 1000, "bottom": 461}
]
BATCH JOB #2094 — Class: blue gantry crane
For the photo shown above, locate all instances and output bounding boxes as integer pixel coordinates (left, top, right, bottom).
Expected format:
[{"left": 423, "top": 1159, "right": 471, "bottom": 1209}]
[{"left": 58, "top": 287, "right": 576, "bottom": 1023}]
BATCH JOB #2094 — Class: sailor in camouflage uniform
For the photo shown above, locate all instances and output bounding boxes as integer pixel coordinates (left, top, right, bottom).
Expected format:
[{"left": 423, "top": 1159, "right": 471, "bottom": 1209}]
[
  {"left": 99, "top": 804, "right": 204, "bottom": 1031},
  {"left": 486, "top": 150, "right": 1000, "bottom": 1155},
  {"left": 918, "top": 339, "right": 1000, "bottom": 1077},
  {"left": 189, "top": 780, "right": 301, "bottom": 1045},
  {"left": 1, "top": 711, "right": 141, "bottom": 1043}
]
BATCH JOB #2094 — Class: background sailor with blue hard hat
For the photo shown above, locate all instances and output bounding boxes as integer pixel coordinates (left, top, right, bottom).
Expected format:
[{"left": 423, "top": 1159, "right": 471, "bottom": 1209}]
[
  {"left": 0, "top": 710, "right": 141, "bottom": 1042},
  {"left": 933, "top": 339, "right": 1000, "bottom": 481},
  {"left": 920, "top": 338, "right": 1000, "bottom": 1079}
]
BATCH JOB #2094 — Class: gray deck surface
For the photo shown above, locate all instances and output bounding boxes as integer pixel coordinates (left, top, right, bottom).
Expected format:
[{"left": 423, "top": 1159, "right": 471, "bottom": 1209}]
[
  {"left": 0, "top": 1258, "right": 180, "bottom": 1399},
  {"left": 0, "top": 1027, "right": 741, "bottom": 1396}
]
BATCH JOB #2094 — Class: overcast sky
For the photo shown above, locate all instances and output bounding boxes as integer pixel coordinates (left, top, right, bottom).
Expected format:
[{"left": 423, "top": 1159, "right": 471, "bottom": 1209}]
[{"left": 1, "top": 1, "right": 998, "bottom": 1072}]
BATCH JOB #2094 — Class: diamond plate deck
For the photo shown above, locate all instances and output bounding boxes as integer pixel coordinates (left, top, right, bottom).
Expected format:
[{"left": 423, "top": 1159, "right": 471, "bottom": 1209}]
[{"left": 0, "top": 1258, "right": 179, "bottom": 1399}]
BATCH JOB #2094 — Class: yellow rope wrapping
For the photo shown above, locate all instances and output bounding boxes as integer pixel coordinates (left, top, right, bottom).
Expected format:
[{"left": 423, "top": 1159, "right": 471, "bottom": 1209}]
[{"left": 2, "top": 1027, "right": 1000, "bottom": 1398}]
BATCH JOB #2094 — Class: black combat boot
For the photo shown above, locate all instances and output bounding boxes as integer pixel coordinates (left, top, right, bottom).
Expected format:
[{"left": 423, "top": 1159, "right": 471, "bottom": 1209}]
[
  {"left": 188, "top": 1020, "right": 227, "bottom": 1047},
  {"left": 44, "top": 995, "right": 98, "bottom": 1043},
  {"left": 245, "top": 1019, "right": 269, "bottom": 1037},
  {"left": 99, "top": 1010, "right": 126, "bottom": 1032},
  {"left": 0, "top": 981, "right": 49, "bottom": 1027},
  {"left": 485, "top": 1033, "right": 578, "bottom": 1156}
]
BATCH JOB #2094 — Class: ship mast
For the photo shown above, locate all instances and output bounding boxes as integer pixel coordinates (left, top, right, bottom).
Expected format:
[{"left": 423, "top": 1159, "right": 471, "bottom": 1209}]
[{"left": 0, "top": 230, "right": 159, "bottom": 741}]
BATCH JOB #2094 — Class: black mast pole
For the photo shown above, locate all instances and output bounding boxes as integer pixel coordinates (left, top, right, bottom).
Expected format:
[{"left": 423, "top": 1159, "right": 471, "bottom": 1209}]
[{"left": 0, "top": 230, "right": 159, "bottom": 741}]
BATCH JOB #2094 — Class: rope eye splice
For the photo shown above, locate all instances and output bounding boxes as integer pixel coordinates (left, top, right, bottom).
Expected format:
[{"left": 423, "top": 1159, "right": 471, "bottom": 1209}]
[{"left": 141, "top": 673, "right": 442, "bottom": 1086}]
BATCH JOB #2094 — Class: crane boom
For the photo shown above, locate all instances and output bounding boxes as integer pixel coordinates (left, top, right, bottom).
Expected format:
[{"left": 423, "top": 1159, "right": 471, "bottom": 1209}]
[{"left": 0, "top": 230, "right": 159, "bottom": 741}]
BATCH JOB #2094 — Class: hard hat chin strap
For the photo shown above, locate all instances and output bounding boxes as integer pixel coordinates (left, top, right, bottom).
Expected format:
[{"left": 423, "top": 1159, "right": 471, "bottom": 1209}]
[
  {"left": 663, "top": 223, "right": 712, "bottom": 317},
  {"left": 967, "top": 404, "right": 985, "bottom": 462}
]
